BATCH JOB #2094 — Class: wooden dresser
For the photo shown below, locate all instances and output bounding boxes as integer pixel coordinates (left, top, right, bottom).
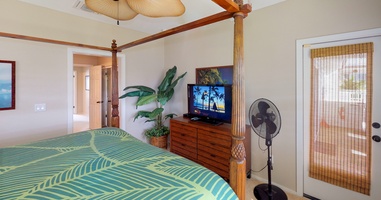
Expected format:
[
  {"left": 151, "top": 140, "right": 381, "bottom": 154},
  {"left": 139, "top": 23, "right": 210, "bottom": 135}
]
[{"left": 170, "top": 117, "right": 251, "bottom": 180}]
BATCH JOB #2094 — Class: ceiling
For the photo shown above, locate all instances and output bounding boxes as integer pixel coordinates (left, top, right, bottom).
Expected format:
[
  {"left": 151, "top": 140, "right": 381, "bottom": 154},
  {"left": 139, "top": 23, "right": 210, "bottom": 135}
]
[{"left": 19, "top": 0, "right": 285, "bottom": 34}]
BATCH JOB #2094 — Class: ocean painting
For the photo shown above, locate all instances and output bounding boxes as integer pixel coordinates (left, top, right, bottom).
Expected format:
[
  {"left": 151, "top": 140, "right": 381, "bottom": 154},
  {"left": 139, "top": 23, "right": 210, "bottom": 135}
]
[{"left": 0, "top": 61, "right": 15, "bottom": 110}]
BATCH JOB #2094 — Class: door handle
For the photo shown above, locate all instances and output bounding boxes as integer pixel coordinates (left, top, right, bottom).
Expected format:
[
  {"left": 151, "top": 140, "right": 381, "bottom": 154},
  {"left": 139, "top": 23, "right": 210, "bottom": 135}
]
[
  {"left": 96, "top": 101, "right": 104, "bottom": 103},
  {"left": 372, "top": 135, "right": 381, "bottom": 142}
]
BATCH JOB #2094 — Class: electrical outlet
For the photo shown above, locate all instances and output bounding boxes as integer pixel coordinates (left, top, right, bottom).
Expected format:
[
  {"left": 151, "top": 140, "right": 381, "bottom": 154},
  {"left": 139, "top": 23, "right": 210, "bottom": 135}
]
[{"left": 34, "top": 103, "right": 46, "bottom": 112}]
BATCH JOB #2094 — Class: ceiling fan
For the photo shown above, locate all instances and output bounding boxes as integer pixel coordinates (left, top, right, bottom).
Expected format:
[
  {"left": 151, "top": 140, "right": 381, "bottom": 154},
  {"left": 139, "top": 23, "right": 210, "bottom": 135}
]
[
  {"left": 85, "top": 0, "right": 186, "bottom": 22},
  {"left": 249, "top": 98, "right": 287, "bottom": 200}
]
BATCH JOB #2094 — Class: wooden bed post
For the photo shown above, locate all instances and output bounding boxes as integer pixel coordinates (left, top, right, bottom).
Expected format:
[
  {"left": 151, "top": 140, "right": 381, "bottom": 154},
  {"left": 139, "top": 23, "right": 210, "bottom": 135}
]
[
  {"left": 111, "top": 40, "right": 120, "bottom": 128},
  {"left": 230, "top": 2, "right": 246, "bottom": 200}
]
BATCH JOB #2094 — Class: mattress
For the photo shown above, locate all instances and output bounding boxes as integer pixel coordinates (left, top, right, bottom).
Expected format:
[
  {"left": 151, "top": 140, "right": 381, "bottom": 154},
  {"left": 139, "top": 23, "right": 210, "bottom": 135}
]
[{"left": 0, "top": 127, "right": 237, "bottom": 200}]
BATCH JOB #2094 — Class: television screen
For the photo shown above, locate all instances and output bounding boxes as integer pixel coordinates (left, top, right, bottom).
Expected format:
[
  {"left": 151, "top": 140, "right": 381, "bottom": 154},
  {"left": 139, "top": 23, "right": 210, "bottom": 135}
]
[{"left": 187, "top": 84, "right": 232, "bottom": 124}]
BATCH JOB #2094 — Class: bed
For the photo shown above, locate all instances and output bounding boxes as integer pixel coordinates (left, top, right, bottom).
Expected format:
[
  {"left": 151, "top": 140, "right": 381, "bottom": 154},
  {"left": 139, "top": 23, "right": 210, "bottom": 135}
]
[
  {"left": 0, "top": 0, "right": 251, "bottom": 199},
  {"left": 0, "top": 127, "right": 237, "bottom": 199}
]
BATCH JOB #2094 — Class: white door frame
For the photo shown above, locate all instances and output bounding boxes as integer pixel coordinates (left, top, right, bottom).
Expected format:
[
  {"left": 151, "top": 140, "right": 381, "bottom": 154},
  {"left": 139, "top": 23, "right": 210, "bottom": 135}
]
[
  {"left": 296, "top": 28, "right": 381, "bottom": 196},
  {"left": 73, "top": 70, "right": 77, "bottom": 114},
  {"left": 67, "top": 48, "right": 126, "bottom": 133}
]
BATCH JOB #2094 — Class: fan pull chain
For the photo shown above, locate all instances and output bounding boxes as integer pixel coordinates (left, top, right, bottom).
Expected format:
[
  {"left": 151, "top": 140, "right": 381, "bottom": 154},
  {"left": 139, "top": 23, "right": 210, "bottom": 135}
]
[{"left": 115, "top": 0, "right": 119, "bottom": 25}]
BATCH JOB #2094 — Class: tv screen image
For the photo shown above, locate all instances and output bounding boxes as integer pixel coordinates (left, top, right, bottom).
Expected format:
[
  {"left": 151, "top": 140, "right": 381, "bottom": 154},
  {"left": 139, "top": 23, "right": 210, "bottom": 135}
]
[{"left": 187, "top": 84, "right": 232, "bottom": 124}]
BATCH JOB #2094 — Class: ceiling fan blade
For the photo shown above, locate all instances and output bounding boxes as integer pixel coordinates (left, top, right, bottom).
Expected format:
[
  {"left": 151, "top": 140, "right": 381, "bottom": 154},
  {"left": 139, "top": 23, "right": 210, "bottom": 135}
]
[
  {"left": 258, "top": 101, "right": 270, "bottom": 115},
  {"left": 126, "top": 0, "right": 185, "bottom": 17},
  {"left": 85, "top": 0, "right": 138, "bottom": 20},
  {"left": 265, "top": 119, "right": 277, "bottom": 134},
  {"left": 251, "top": 114, "right": 263, "bottom": 128}
]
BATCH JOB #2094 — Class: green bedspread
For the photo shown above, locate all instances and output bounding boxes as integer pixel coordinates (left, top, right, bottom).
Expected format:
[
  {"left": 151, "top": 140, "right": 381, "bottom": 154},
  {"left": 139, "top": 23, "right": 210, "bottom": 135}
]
[{"left": 0, "top": 128, "right": 237, "bottom": 200}]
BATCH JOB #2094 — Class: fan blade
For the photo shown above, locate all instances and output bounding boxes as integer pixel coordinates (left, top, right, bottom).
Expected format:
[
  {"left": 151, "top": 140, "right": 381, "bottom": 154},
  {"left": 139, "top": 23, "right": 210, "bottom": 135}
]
[
  {"left": 251, "top": 114, "right": 263, "bottom": 128},
  {"left": 265, "top": 119, "right": 277, "bottom": 134},
  {"left": 258, "top": 101, "right": 270, "bottom": 115},
  {"left": 85, "top": 0, "right": 138, "bottom": 20},
  {"left": 127, "top": 0, "right": 185, "bottom": 17}
]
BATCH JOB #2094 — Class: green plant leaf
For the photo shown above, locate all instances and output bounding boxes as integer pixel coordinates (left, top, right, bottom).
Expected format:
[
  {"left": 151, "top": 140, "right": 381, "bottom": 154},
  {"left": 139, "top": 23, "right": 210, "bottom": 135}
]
[
  {"left": 145, "top": 126, "right": 170, "bottom": 137},
  {"left": 133, "top": 111, "right": 151, "bottom": 121},
  {"left": 164, "top": 113, "right": 177, "bottom": 120},
  {"left": 149, "top": 108, "right": 164, "bottom": 119},
  {"left": 122, "top": 85, "right": 155, "bottom": 92},
  {"left": 120, "top": 66, "right": 187, "bottom": 129},
  {"left": 133, "top": 108, "right": 164, "bottom": 121},
  {"left": 136, "top": 94, "right": 157, "bottom": 107},
  {"left": 157, "top": 89, "right": 174, "bottom": 106},
  {"left": 119, "top": 90, "right": 153, "bottom": 99},
  {"left": 158, "top": 66, "right": 177, "bottom": 92},
  {"left": 119, "top": 85, "right": 155, "bottom": 99},
  {"left": 162, "top": 72, "right": 187, "bottom": 95}
]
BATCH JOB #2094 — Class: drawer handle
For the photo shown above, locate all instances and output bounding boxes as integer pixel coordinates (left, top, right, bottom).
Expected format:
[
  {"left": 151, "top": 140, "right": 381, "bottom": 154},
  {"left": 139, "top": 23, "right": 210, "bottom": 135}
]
[
  {"left": 181, "top": 143, "right": 186, "bottom": 147},
  {"left": 210, "top": 142, "right": 215, "bottom": 146},
  {"left": 210, "top": 154, "right": 216, "bottom": 157},
  {"left": 181, "top": 134, "right": 185, "bottom": 136}
]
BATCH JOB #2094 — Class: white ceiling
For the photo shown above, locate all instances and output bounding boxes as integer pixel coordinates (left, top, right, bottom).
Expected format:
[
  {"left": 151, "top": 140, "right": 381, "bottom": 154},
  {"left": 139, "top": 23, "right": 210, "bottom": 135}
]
[{"left": 19, "top": 0, "right": 285, "bottom": 34}]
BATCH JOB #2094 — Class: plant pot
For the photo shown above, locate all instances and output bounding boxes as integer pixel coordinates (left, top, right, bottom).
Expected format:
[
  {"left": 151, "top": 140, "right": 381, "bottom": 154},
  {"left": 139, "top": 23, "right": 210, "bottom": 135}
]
[{"left": 150, "top": 135, "right": 168, "bottom": 149}]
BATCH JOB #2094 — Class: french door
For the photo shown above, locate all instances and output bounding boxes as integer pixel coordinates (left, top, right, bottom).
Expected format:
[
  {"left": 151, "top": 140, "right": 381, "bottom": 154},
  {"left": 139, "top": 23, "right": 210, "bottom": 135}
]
[{"left": 303, "top": 35, "right": 381, "bottom": 199}]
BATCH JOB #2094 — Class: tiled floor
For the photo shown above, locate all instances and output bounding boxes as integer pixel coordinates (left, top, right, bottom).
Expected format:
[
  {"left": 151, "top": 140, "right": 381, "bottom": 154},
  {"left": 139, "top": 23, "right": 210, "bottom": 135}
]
[{"left": 246, "top": 178, "right": 307, "bottom": 200}]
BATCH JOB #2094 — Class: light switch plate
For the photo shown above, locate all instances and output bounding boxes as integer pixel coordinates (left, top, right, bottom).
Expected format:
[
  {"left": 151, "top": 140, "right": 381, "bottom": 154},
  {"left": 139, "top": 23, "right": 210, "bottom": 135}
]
[{"left": 34, "top": 103, "right": 46, "bottom": 112}]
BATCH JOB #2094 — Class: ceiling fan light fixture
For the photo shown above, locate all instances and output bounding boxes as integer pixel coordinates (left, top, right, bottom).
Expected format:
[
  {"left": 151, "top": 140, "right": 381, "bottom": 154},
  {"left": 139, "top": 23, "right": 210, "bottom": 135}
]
[
  {"left": 85, "top": 0, "right": 138, "bottom": 20},
  {"left": 126, "top": 0, "right": 186, "bottom": 17}
]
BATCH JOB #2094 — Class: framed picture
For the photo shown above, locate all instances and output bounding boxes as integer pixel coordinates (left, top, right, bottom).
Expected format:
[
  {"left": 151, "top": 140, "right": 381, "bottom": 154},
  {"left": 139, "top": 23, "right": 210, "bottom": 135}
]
[
  {"left": 0, "top": 60, "right": 16, "bottom": 110},
  {"left": 85, "top": 75, "right": 90, "bottom": 91},
  {"left": 196, "top": 65, "right": 233, "bottom": 85}
]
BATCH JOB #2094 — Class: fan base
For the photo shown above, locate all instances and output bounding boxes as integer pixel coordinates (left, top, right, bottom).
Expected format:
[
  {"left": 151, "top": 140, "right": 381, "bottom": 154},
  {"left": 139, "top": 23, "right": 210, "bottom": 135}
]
[{"left": 253, "top": 184, "right": 288, "bottom": 200}]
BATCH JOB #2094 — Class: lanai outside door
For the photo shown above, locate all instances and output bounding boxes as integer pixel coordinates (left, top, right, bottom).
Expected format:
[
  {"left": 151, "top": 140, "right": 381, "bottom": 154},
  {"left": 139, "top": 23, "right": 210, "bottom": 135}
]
[{"left": 302, "top": 35, "right": 381, "bottom": 200}]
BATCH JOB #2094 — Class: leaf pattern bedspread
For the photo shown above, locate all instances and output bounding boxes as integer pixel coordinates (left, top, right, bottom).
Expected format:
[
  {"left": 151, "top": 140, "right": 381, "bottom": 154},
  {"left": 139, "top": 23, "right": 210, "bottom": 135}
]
[{"left": 0, "top": 128, "right": 237, "bottom": 200}]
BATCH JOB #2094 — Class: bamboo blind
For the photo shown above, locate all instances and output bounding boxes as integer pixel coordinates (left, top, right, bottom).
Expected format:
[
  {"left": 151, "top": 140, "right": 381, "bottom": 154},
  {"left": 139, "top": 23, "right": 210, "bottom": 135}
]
[{"left": 309, "top": 42, "right": 373, "bottom": 195}]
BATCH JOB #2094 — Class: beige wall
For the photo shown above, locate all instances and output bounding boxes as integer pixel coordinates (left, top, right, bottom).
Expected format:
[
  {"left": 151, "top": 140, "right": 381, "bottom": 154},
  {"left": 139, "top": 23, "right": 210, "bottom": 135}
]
[
  {"left": 0, "top": 0, "right": 165, "bottom": 147},
  {"left": 164, "top": 0, "right": 381, "bottom": 193},
  {"left": 1, "top": 0, "right": 380, "bottom": 194}
]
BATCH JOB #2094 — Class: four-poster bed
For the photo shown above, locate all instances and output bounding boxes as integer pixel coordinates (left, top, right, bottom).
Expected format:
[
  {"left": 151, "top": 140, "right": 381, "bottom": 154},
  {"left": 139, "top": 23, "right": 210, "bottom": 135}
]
[{"left": 0, "top": 0, "right": 252, "bottom": 199}]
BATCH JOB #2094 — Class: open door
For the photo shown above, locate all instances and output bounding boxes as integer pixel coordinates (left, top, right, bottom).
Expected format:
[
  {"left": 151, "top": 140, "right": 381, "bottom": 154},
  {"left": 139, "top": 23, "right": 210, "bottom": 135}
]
[{"left": 89, "top": 65, "right": 102, "bottom": 129}]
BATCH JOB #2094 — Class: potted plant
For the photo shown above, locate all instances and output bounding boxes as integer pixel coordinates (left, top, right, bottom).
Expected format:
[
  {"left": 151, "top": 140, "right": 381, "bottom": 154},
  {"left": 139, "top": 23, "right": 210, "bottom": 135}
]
[{"left": 119, "top": 66, "right": 187, "bottom": 148}]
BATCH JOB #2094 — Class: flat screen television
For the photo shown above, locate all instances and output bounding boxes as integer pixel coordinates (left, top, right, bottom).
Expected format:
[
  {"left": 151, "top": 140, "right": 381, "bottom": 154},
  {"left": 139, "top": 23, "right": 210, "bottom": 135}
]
[{"left": 187, "top": 84, "right": 232, "bottom": 125}]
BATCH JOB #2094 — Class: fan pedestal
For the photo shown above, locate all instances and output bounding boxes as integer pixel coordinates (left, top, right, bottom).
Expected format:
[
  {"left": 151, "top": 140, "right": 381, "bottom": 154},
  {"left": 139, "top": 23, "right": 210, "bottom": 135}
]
[
  {"left": 254, "top": 184, "right": 288, "bottom": 200},
  {"left": 249, "top": 98, "right": 287, "bottom": 200}
]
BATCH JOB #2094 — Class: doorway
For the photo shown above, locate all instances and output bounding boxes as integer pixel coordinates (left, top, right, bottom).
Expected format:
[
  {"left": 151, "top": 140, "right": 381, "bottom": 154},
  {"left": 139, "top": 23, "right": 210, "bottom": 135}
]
[
  {"left": 73, "top": 55, "right": 112, "bottom": 132},
  {"left": 73, "top": 64, "right": 90, "bottom": 132},
  {"left": 296, "top": 28, "right": 381, "bottom": 199},
  {"left": 67, "top": 48, "right": 126, "bottom": 134},
  {"left": 72, "top": 66, "right": 112, "bottom": 132}
]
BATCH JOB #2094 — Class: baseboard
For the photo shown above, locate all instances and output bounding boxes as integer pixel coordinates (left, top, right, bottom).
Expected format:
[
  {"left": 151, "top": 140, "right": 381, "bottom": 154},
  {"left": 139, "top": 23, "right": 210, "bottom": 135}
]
[
  {"left": 250, "top": 175, "right": 301, "bottom": 197},
  {"left": 303, "top": 193, "right": 320, "bottom": 200}
]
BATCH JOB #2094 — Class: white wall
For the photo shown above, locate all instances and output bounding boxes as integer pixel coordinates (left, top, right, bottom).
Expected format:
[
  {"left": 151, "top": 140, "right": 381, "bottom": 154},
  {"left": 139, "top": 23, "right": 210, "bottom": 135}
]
[{"left": 164, "top": 0, "right": 381, "bottom": 193}]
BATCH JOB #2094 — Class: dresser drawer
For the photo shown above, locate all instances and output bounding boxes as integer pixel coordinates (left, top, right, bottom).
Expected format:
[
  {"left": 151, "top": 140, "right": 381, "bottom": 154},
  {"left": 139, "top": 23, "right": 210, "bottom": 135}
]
[
  {"left": 199, "top": 161, "right": 229, "bottom": 179},
  {"left": 198, "top": 133, "right": 231, "bottom": 151},
  {"left": 198, "top": 146, "right": 230, "bottom": 166},
  {"left": 198, "top": 129, "right": 231, "bottom": 147},
  {"left": 170, "top": 117, "right": 252, "bottom": 181},
  {"left": 171, "top": 122, "right": 197, "bottom": 137},
  {"left": 170, "top": 121, "right": 197, "bottom": 161},
  {"left": 198, "top": 151, "right": 229, "bottom": 179},
  {"left": 171, "top": 145, "right": 197, "bottom": 161}
]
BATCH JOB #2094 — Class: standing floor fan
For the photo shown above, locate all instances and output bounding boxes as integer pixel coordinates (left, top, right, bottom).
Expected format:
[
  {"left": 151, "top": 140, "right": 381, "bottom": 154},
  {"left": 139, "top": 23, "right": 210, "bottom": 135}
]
[{"left": 249, "top": 98, "right": 287, "bottom": 200}]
